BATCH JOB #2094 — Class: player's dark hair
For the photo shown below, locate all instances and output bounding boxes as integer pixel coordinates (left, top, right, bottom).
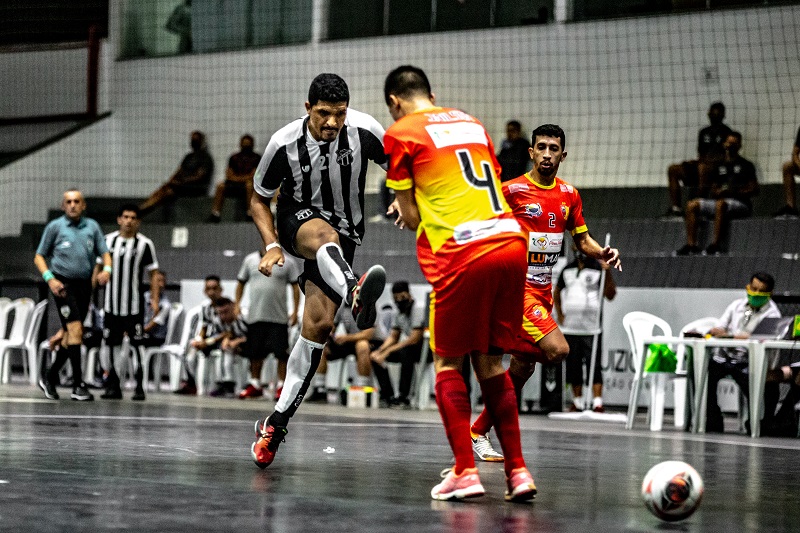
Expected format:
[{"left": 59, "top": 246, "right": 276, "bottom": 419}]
[
  {"left": 531, "top": 124, "right": 566, "bottom": 150},
  {"left": 308, "top": 73, "right": 349, "bottom": 106},
  {"left": 205, "top": 275, "right": 221, "bottom": 284},
  {"left": 117, "top": 203, "right": 140, "bottom": 218},
  {"left": 214, "top": 296, "right": 233, "bottom": 307},
  {"left": 392, "top": 281, "right": 410, "bottom": 294},
  {"left": 241, "top": 134, "right": 254, "bottom": 143},
  {"left": 710, "top": 102, "right": 725, "bottom": 114},
  {"left": 384, "top": 65, "right": 432, "bottom": 106},
  {"left": 507, "top": 120, "right": 522, "bottom": 130},
  {"left": 751, "top": 272, "right": 775, "bottom": 292},
  {"left": 728, "top": 130, "right": 742, "bottom": 143}
]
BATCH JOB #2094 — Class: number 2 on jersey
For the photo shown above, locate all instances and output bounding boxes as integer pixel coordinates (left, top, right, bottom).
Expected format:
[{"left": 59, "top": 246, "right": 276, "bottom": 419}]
[{"left": 455, "top": 149, "right": 503, "bottom": 213}]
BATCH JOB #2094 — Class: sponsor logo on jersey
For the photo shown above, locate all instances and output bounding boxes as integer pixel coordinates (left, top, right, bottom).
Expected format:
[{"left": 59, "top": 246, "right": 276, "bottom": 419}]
[
  {"left": 524, "top": 203, "right": 543, "bottom": 218},
  {"left": 559, "top": 184, "right": 574, "bottom": 193},
  {"left": 535, "top": 236, "right": 549, "bottom": 250},
  {"left": 561, "top": 202, "right": 569, "bottom": 219},
  {"left": 533, "top": 307, "right": 543, "bottom": 318},
  {"left": 60, "top": 305, "right": 71, "bottom": 319},
  {"left": 508, "top": 183, "right": 529, "bottom": 194},
  {"left": 336, "top": 148, "right": 354, "bottom": 166},
  {"left": 301, "top": 165, "right": 311, "bottom": 173},
  {"left": 296, "top": 209, "right": 314, "bottom": 221}
]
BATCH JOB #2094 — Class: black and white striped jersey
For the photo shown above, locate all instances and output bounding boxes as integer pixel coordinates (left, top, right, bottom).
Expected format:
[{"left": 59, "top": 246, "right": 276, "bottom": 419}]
[
  {"left": 253, "top": 108, "right": 387, "bottom": 244},
  {"left": 103, "top": 231, "right": 158, "bottom": 316}
]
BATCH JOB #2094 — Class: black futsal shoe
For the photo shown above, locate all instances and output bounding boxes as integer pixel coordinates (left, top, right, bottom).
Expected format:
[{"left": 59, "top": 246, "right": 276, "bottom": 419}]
[
  {"left": 38, "top": 377, "right": 59, "bottom": 400},
  {"left": 71, "top": 383, "right": 94, "bottom": 401}
]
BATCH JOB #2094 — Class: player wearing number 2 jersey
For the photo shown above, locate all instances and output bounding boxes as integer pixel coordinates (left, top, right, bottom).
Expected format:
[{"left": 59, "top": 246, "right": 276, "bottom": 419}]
[
  {"left": 384, "top": 65, "right": 536, "bottom": 503},
  {"left": 470, "top": 124, "right": 622, "bottom": 461}
]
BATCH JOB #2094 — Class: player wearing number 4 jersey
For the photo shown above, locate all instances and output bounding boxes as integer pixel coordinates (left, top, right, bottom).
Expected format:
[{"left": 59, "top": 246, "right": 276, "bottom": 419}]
[
  {"left": 384, "top": 65, "right": 534, "bottom": 503},
  {"left": 469, "top": 124, "right": 622, "bottom": 461}
]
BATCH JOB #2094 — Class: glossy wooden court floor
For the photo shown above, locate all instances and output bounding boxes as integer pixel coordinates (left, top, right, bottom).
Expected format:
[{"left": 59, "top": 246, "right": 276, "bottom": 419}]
[{"left": 1, "top": 385, "right": 799, "bottom": 532}]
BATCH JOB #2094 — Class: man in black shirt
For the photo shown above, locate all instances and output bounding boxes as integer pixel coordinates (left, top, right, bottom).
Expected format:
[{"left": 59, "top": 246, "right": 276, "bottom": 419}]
[
  {"left": 208, "top": 134, "right": 261, "bottom": 222},
  {"left": 773, "top": 125, "right": 800, "bottom": 218},
  {"left": 665, "top": 102, "right": 732, "bottom": 217},
  {"left": 677, "top": 131, "right": 758, "bottom": 255},
  {"left": 497, "top": 120, "right": 531, "bottom": 182},
  {"left": 139, "top": 130, "right": 214, "bottom": 215}
]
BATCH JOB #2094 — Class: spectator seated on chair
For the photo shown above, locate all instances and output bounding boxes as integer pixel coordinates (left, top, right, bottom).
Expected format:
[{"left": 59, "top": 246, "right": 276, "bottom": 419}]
[
  {"left": 201, "top": 297, "right": 247, "bottom": 398},
  {"left": 176, "top": 275, "right": 223, "bottom": 395},
  {"left": 307, "top": 305, "right": 378, "bottom": 403},
  {"left": 664, "top": 102, "right": 732, "bottom": 218},
  {"left": 705, "top": 272, "right": 780, "bottom": 433},
  {"left": 141, "top": 270, "right": 171, "bottom": 348},
  {"left": 772, "top": 125, "right": 800, "bottom": 219},
  {"left": 370, "top": 281, "right": 424, "bottom": 409},
  {"left": 676, "top": 131, "right": 758, "bottom": 256},
  {"left": 762, "top": 364, "right": 800, "bottom": 437},
  {"left": 208, "top": 134, "right": 261, "bottom": 223},
  {"left": 139, "top": 130, "right": 214, "bottom": 216}
]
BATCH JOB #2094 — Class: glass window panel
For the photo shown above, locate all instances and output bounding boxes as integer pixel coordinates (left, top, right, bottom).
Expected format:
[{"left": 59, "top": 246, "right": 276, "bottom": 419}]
[
  {"left": 328, "top": 0, "right": 385, "bottom": 40},
  {"left": 435, "top": 0, "right": 491, "bottom": 31},
  {"left": 388, "top": 0, "right": 432, "bottom": 35}
]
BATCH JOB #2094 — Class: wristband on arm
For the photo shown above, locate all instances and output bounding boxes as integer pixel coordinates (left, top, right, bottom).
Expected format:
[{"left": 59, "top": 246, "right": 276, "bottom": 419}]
[
  {"left": 42, "top": 270, "right": 54, "bottom": 282},
  {"left": 265, "top": 242, "right": 281, "bottom": 253},
  {"left": 103, "top": 265, "right": 113, "bottom": 274}
]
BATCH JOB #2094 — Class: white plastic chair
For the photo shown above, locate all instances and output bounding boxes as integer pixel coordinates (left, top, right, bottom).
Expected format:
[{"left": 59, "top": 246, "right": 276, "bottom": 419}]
[
  {"left": 139, "top": 302, "right": 184, "bottom": 391},
  {"left": 0, "top": 298, "right": 38, "bottom": 384},
  {"left": 141, "top": 304, "right": 200, "bottom": 392},
  {"left": 0, "top": 297, "right": 12, "bottom": 339},
  {"left": 623, "top": 311, "right": 674, "bottom": 431}
]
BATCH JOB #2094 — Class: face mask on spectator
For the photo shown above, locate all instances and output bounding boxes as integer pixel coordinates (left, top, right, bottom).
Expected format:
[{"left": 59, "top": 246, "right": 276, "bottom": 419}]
[{"left": 746, "top": 286, "right": 770, "bottom": 309}]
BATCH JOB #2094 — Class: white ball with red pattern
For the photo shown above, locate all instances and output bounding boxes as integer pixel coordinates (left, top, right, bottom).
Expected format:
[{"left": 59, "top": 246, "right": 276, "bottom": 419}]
[{"left": 642, "top": 461, "right": 704, "bottom": 522}]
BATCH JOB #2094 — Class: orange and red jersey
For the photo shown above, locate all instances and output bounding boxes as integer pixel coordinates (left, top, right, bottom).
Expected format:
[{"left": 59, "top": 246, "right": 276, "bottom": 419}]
[
  {"left": 384, "top": 107, "right": 522, "bottom": 285},
  {"left": 501, "top": 174, "right": 588, "bottom": 300}
]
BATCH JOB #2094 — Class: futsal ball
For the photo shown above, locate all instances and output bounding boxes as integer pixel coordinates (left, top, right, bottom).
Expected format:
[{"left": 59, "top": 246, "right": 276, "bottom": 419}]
[{"left": 641, "top": 461, "right": 704, "bottom": 522}]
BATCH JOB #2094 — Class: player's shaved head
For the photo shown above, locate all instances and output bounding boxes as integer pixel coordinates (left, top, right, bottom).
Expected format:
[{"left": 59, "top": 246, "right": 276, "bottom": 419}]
[{"left": 384, "top": 65, "right": 432, "bottom": 105}]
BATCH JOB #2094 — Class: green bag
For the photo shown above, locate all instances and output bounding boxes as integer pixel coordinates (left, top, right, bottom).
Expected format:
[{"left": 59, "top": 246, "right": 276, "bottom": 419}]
[{"left": 644, "top": 343, "right": 677, "bottom": 373}]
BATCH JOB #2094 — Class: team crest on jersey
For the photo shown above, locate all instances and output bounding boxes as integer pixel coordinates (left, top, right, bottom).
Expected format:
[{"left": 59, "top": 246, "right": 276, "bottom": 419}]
[
  {"left": 60, "top": 305, "right": 71, "bottom": 319},
  {"left": 301, "top": 165, "right": 311, "bottom": 173},
  {"left": 533, "top": 307, "right": 543, "bottom": 318},
  {"left": 561, "top": 202, "right": 569, "bottom": 219},
  {"left": 296, "top": 209, "right": 314, "bottom": 221},
  {"left": 508, "top": 183, "right": 529, "bottom": 194},
  {"left": 524, "top": 203, "right": 543, "bottom": 218},
  {"left": 535, "top": 236, "right": 549, "bottom": 250},
  {"left": 336, "top": 148, "right": 354, "bottom": 166}
]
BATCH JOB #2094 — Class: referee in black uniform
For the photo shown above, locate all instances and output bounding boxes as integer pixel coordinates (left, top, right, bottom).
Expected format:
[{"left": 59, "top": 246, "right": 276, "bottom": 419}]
[
  {"left": 100, "top": 204, "right": 159, "bottom": 401},
  {"left": 35, "top": 189, "right": 111, "bottom": 401}
]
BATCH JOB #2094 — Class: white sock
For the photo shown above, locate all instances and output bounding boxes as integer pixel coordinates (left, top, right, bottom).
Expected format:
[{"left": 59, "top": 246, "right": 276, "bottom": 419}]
[
  {"left": 221, "top": 351, "right": 235, "bottom": 382},
  {"left": 593, "top": 396, "right": 603, "bottom": 408},
  {"left": 276, "top": 379, "right": 284, "bottom": 389},
  {"left": 573, "top": 396, "right": 583, "bottom": 409},
  {"left": 353, "top": 375, "right": 371, "bottom": 387},
  {"left": 249, "top": 377, "right": 260, "bottom": 388},
  {"left": 275, "top": 336, "right": 325, "bottom": 414},
  {"left": 312, "top": 374, "right": 325, "bottom": 389},
  {"left": 315, "top": 243, "right": 357, "bottom": 301}
]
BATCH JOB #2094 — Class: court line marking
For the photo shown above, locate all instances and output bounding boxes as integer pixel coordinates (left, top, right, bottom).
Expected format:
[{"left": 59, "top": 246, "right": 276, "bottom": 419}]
[{"left": 1, "top": 413, "right": 797, "bottom": 451}]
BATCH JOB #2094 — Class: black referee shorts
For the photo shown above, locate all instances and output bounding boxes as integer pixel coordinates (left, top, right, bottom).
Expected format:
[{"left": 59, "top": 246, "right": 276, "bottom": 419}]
[
  {"left": 103, "top": 313, "right": 144, "bottom": 346},
  {"left": 244, "top": 321, "right": 289, "bottom": 362},
  {"left": 276, "top": 200, "right": 357, "bottom": 305},
  {"left": 52, "top": 275, "right": 93, "bottom": 329}
]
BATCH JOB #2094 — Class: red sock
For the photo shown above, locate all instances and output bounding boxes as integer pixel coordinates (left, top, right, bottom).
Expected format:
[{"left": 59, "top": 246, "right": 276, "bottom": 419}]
[
  {"left": 480, "top": 372, "right": 526, "bottom": 476},
  {"left": 435, "top": 369, "right": 475, "bottom": 475},
  {"left": 471, "top": 367, "right": 530, "bottom": 435}
]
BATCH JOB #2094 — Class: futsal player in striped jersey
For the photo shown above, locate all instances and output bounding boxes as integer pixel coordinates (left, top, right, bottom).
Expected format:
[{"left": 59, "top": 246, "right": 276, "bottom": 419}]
[
  {"left": 250, "top": 73, "right": 388, "bottom": 468},
  {"left": 99, "top": 204, "right": 159, "bottom": 401},
  {"left": 383, "top": 65, "right": 535, "bottom": 502}
]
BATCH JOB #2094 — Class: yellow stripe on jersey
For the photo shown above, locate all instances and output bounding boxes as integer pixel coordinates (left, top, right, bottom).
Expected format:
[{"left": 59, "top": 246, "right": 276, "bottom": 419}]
[
  {"left": 571, "top": 224, "right": 588, "bottom": 235},
  {"left": 388, "top": 177, "right": 413, "bottom": 191},
  {"left": 428, "top": 290, "right": 437, "bottom": 354}
]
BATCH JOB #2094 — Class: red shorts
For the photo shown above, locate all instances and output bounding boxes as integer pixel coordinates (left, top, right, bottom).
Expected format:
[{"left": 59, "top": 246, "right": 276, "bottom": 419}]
[
  {"left": 428, "top": 237, "right": 527, "bottom": 359},
  {"left": 507, "top": 289, "right": 558, "bottom": 362}
]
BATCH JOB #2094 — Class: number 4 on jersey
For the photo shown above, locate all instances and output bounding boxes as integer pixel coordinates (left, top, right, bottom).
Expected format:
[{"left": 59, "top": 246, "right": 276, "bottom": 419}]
[{"left": 455, "top": 149, "right": 503, "bottom": 213}]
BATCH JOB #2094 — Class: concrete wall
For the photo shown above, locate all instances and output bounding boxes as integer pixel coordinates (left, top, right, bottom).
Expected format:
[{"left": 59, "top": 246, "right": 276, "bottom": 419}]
[{"left": 1, "top": 4, "right": 798, "bottom": 235}]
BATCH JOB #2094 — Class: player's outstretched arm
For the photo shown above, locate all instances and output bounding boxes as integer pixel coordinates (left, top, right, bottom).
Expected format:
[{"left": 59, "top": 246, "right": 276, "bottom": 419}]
[
  {"left": 250, "top": 192, "right": 284, "bottom": 276},
  {"left": 573, "top": 232, "right": 622, "bottom": 271}
]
